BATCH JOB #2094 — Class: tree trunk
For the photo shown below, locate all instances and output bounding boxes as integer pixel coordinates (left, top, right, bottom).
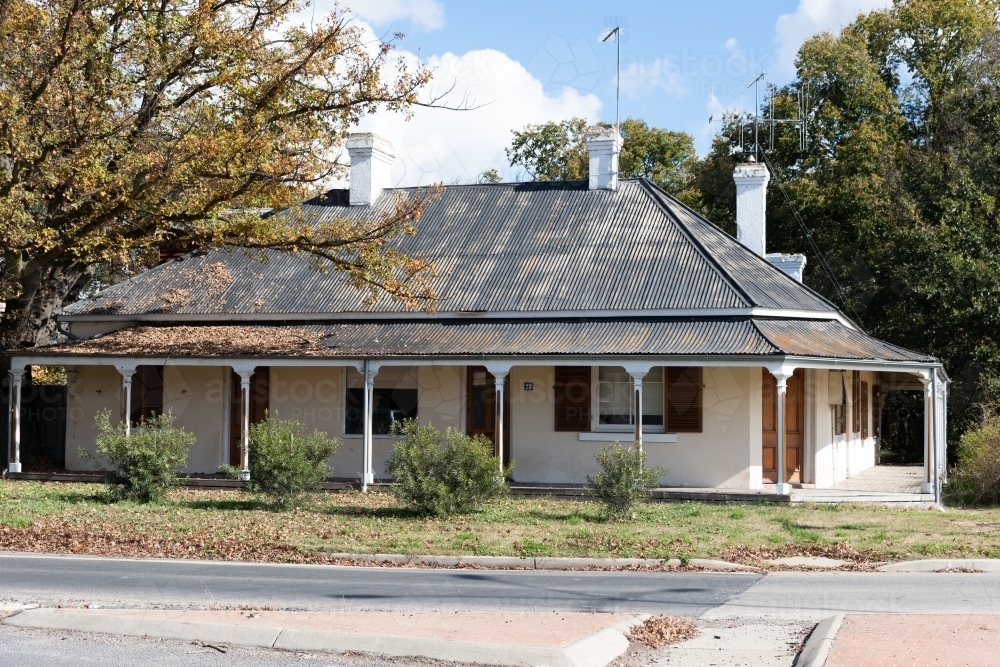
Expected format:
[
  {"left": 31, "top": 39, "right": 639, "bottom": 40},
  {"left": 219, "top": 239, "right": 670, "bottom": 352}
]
[
  {"left": 1, "top": 258, "right": 93, "bottom": 470},
  {"left": 2, "top": 258, "right": 93, "bottom": 350}
]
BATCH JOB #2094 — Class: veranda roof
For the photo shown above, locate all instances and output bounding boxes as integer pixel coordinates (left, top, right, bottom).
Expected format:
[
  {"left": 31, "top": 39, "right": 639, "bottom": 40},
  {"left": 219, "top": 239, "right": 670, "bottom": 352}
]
[{"left": 35, "top": 318, "right": 933, "bottom": 363}]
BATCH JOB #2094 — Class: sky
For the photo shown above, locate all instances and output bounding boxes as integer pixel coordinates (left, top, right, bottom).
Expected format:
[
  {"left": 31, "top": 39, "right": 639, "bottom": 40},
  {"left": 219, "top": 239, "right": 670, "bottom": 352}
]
[{"left": 308, "top": 0, "right": 892, "bottom": 186}]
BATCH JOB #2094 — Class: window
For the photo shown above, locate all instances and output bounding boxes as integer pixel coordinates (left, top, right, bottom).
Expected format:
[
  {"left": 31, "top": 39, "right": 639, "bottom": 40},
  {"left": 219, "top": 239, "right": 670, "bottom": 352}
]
[
  {"left": 666, "top": 367, "right": 702, "bottom": 433},
  {"left": 833, "top": 404, "right": 847, "bottom": 436},
  {"left": 345, "top": 367, "right": 418, "bottom": 435},
  {"left": 596, "top": 367, "right": 663, "bottom": 429},
  {"left": 131, "top": 365, "right": 163, "bottom": 423},
  {"left": 554, "top": 367, "right": 591, "bottom": 432}
]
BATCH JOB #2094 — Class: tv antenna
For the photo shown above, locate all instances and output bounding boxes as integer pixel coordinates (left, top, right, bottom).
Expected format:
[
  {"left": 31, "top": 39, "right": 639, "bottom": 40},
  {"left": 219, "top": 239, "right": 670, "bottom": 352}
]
[{"left": 709, "top": 74, "right": 811, "bottom": 154}]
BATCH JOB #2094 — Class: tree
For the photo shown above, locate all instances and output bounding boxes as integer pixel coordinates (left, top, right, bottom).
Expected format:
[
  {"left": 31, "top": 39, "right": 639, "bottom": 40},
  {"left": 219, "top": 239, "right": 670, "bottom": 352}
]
[
  {"left": 688, "top": 0, "right": 1000, "bottom": 451},
  {"left": 505, "top": 117, "right": 696, "bottom": 197},
  {"left": 506, "top": 118, "right": 589, "bottom": 182},
  {"left": 0, "top": 0, "right": 438, "bottom": 353}
]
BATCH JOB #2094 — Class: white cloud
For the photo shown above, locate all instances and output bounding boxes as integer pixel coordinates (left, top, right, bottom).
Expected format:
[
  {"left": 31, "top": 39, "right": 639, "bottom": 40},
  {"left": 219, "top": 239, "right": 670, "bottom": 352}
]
[
  {"left": 345, "top": 0, "right": 444, "bottom": 31},
  {"left": 773, "top": 0, "right": 892, "bottom": 74},
  {"left": 618, "top": 56, "right": 687, "bottom": 98},
  {"left": 353, "top": 46, "right": 603, "bottom": 186}
]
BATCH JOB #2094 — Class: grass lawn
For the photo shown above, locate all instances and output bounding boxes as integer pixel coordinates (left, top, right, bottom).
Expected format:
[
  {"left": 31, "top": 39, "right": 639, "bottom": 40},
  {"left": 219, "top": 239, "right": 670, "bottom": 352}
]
[{"left": 1, "top": 480, "right": 999, "bottom": 567}]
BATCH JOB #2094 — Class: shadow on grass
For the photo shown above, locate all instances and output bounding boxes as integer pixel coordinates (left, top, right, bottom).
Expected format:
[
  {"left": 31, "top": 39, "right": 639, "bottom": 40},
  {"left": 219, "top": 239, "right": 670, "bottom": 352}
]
[
  {"left": 179, "top": 497, "right": 274, "bottom": 512},
  {"left": 320, "top": 504, "right": 427, "bottom": 520}
]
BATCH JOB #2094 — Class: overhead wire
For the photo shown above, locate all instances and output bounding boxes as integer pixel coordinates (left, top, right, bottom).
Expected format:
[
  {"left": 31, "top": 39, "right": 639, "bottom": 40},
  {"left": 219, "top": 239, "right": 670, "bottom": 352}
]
[{"left": 756, "top": 149, "right": 865, "bottom": 329}]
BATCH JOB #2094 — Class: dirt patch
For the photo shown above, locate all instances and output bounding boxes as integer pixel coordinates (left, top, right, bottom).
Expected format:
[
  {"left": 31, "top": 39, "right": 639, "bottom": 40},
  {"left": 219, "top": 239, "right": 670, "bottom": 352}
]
[
  {"left": 628, "top": 615, "right": 697, "bottom": 648},
  {"left": 723, "top": 543, "right": 886, "bottom": 571}
]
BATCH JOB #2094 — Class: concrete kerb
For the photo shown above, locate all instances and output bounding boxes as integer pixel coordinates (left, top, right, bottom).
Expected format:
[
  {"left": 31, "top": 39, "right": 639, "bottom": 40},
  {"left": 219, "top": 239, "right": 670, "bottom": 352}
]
[
  {"left": 877, "top": 558, "right": 1000, "bottom": 572},
  {"left": 793, "top": 614, "right": 844, "bottom": 667},
  {"left": 4, "top": 608, "right": 645, "bottom": 667}
]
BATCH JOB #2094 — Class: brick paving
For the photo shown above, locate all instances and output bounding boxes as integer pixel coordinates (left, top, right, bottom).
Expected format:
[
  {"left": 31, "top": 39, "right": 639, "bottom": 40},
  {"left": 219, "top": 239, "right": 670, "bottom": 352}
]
[
  {"left": 831, "top": 465, "right": 924, "bottom": 493},
  {"left": 41, "top": 609, "right": 632, "bottom": 648},
  {"left": 826, "top": 614, "right": 1000, "bottom": 667}
]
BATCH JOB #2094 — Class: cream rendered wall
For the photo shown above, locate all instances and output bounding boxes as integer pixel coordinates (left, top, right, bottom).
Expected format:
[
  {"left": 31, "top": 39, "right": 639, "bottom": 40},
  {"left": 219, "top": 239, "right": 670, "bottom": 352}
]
[
  {"left": 279, "top": 364, "right": 462, "bottom": 480},
  {"left": 162, "top": 366, "right": 227, "bottom": 474},
  {"left": 810, "top": 369, "right": 879, "bottom": 488},
  {"left": 268, "top": 366, "right": 349, "bottom": 474},
  {"left": 65, "top": 365, "right": 120, "bottom": 471},
  {"left": 507, "top": 366, "right": 761, "bottom": 488}
]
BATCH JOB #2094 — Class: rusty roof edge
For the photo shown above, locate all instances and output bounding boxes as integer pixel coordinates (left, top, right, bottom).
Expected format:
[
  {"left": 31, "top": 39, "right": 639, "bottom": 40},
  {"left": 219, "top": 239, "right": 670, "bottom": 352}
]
[{"left": 750, "top": 318, "right": 935, "bottom": 363}]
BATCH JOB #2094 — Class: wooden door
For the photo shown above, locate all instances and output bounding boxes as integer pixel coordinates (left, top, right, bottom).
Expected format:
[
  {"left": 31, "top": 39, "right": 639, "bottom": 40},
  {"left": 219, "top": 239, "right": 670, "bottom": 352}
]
[
  {"left": 465, "top": 366, "right": 510, "bottom": 467},
  {"left": 762, "top": 368, "right": 805, "bottom": 483},
  {"left": 229, "top": 367, "right": 269, "bottom": 465}
]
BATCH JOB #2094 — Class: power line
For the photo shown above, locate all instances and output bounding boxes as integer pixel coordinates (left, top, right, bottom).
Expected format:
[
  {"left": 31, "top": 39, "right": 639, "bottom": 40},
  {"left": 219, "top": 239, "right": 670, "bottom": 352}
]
[{"left": 757, "top": 150, "right": 865, "bottom": 329}]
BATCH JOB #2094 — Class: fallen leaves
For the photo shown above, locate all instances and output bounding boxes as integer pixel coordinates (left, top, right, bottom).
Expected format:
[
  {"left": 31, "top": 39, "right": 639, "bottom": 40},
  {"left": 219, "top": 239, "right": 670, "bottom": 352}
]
[{"left": 629, "top": 615, "right": 697, "bottom": 648}]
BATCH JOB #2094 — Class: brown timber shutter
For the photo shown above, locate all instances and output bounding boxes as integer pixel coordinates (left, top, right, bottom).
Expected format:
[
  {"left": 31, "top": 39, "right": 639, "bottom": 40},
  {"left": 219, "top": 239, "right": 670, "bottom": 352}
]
[
  {"left": 851, "top": 371, "right": 861, "bottom": 434},
  {"left": 666, "top": 367, "right": 702, "bottom": 433},
  {"left": 554, "top": 367, "right": 591, "bottom": 432},
  {"left": 872, "top": 385, "right": 881, "bottom": 441},
  {"left": 861, "top": 381, "right": 870, "bottom": 439}
]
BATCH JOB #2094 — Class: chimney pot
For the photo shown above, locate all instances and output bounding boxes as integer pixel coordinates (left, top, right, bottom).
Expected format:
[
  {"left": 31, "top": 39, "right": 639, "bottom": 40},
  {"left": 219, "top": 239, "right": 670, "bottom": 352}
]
[
  {"left": 584, "top": 126, "right": 621, "bottom": 191},
  {"left": 345, "top": 133, "right": 395, "bottom": 206}
]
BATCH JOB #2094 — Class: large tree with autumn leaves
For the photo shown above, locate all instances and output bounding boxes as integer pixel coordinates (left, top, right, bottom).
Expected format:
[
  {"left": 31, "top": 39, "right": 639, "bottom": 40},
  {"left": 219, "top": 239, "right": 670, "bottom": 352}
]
[{"left": 0, "top": 0, "right": 437, "bottom": 354}]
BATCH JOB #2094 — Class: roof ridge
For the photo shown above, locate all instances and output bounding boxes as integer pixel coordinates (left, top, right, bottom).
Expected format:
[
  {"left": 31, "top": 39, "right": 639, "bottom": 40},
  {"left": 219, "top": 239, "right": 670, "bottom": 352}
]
[
  {"left": 636, "top": 178, "right": 755, "bottom": 308},
  {"left": 641, "top": 179, "right": 843, "bottom": 313}
]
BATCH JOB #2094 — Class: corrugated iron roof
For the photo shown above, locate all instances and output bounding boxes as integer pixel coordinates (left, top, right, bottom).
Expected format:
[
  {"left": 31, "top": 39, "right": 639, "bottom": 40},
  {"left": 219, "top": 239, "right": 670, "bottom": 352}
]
[
  {"left": 39, "top": 318, "right": 932, "bottom": 362},
  {"left": 61, "top": 179, "right": 839, "bottom": 318}
]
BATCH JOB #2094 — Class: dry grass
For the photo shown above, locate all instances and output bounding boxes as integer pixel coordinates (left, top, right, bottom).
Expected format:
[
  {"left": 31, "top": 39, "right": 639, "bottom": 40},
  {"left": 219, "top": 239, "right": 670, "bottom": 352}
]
[
  {"left": 629, "top": 616, "right": 697, "bottom": 648},
  {"left": 2, "top": 481, "right": 1000, "bottom": 566}
]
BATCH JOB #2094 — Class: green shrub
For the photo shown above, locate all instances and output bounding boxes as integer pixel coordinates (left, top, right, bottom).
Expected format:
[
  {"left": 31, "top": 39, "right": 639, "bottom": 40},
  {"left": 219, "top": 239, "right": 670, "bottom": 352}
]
[
  {"left": 587, "top": 442, "right": 668, "bottom": 521},
  {"left": 83, "top": 409, "right": 195, "bottom": 502},
  {"left": 945, "top": 415, "right": 1000, "bottom": 505},
  {"left": 225, "top": 414, "right": 340, "bottom": 508},
  {"left": 385, "top": 419, "right": 511, "bottom": 516}
]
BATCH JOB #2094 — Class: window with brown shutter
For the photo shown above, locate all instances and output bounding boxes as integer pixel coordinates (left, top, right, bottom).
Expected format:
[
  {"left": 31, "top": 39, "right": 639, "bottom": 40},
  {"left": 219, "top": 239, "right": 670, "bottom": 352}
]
[
  {"left": 872, "top": 385, "right": 881, "bottom": 441},
  {"left": 666, "top": 367, "right": 702, "bottom": 433},
  {"left": 554, "top": 367, "right": 591, "bottom": 432},
  {"left": 861, "top": 380, "right": 870, "bottom": 439},
  {"left": 851, "top": 371, "right": 861, "bottom": 434}
]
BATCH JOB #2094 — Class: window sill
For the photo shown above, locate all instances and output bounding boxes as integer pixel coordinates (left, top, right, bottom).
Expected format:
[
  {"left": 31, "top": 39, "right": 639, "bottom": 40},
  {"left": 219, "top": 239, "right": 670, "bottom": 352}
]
[
  {"left": 578, "top": 432, "right": 677, "bottom": 443},
  {"left": 342, "top": 434, "right": 396, "bottom": 440}
]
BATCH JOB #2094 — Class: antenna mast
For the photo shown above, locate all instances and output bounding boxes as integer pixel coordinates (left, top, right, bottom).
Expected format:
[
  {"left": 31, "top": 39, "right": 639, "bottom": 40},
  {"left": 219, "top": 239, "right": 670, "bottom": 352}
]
[{"left": 600, "top": 25, "right": 622, "bottom": 141}]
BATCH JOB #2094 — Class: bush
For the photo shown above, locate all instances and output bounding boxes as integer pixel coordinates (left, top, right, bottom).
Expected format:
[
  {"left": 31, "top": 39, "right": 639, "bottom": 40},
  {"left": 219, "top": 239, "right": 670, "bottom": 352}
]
[
  {"left": 587, "top": 442, "right": 668, "bottom": 521},
  {"left": 385, "top": 419, "right": 511, "bottom": 515},
  {"left": 83, "top": 409, "right": 195, "bottom": 502},
  {"left": 945, "top": 416, "right": 1000, "bottom": 505},
  {"left": 225, "top": 414, "right": 341, "bottom": 508}
]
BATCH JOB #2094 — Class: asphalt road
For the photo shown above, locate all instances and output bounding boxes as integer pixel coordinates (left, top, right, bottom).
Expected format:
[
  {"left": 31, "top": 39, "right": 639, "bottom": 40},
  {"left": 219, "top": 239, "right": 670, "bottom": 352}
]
[
  {"left": 5, "top": 553, "right": 1000, "bottom": 665},
  {"left": 0, "top": 553, "right": 755, "bottom": 615}
]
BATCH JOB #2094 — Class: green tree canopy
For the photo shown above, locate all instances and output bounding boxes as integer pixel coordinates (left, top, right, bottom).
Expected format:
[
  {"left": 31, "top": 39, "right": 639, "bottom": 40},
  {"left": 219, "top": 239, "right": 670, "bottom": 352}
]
[
  {"left": 0, "top": 0, "right": 436, "bottom": 350},
  {"left": 505, "top": 117, "right": 696, "bottom": 195},
  {"left": 689, "top": 0, "right": 1000, "bottom": 447}
]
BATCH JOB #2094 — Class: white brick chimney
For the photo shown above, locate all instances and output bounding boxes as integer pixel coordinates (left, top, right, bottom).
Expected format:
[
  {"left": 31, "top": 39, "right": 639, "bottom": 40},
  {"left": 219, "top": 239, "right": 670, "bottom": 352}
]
[
  {"left": 733, "top": 157, "right": 807, "bottom": 282},
  {"left": 585, "top": 126, "right": 621, "bottom": 191},
  {"left": 733, "top": 158, "right": 769, "bottom": 256},
  {"left": 345, "top": 133, "right": 395, "bottom": 206}
]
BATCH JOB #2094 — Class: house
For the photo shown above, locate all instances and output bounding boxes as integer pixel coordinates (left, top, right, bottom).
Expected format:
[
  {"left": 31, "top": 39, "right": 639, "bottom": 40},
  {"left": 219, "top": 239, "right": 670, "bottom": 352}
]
[{"left": 5, "top": 130, "right": 948, "bottom": 501}]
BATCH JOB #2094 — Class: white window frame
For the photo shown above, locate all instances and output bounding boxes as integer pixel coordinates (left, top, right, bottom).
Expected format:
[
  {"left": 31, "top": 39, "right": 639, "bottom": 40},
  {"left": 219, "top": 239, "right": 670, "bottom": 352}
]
[{"left": 590, "top": 366, "right": 665, "bottom": 434}]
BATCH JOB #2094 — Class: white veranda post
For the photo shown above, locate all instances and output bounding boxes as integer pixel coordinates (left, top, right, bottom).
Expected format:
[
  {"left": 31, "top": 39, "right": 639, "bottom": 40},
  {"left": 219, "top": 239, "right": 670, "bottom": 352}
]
[
  {"left": 238, "top": 370, "right": 253, "bottom": 481},
  {"left": 362, "top": 362, "right": 379, "bottom": 492},
  {"left": 631, "top": 372, "right": 646, "bottom": 449},
  {"left": 115, "top": 365, "right": 137, "bottom": 436},
  {"left": 770, "top": 368, "right": 794, "bottom": 496},
  {"left": 921, "top": 374, "right": 933, "bottom": 494},
  {"left": 7, "top": 369, "right": 25, "bottom": 473},
  {"left": 494, "top": 372, "right": 507, "bottom": 474}
]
